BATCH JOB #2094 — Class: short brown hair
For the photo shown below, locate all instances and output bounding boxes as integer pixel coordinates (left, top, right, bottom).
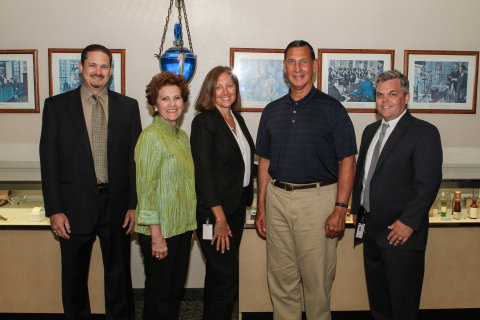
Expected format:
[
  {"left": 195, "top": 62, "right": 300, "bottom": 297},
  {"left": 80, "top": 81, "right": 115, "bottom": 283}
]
[
  {"left": 375, "top": 70, "right": 409, "bottom": 95},
  {"left": 81, "top": 44, "right": 112, "bottom": 66},
  {"left": 145, "top": 72, "right": 190, "bottom": 106},
  {"left": 194, "top": 66, "right": 242, "bottom": 112}
]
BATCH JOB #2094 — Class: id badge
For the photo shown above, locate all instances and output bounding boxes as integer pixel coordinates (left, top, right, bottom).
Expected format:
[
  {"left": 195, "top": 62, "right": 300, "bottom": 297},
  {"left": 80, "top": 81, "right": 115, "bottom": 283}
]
[
  {"left": 203, "top": 218, "right": 213, "bottom": 240},
  {"left": 355, "top": 222, "right": 365, "bottom": 239}
]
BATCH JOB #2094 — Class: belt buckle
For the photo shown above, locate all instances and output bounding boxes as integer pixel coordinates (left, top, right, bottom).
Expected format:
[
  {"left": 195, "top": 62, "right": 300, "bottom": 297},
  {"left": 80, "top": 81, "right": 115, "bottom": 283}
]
[{"left": 284, "top": 183, "right": 294, "bottom": 191}]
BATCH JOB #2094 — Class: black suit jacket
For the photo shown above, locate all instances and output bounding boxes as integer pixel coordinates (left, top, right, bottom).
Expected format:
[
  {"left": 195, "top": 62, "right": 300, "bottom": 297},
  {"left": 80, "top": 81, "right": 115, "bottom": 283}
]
[
  {"left": 190, "top": 109, "right": 255, "bottom": 216},
  {"left": 40, "top": 87, "right": 142, "bottom": 234},
  {"left": 351, "top": 112, "right": 442, "bottom": 250}
]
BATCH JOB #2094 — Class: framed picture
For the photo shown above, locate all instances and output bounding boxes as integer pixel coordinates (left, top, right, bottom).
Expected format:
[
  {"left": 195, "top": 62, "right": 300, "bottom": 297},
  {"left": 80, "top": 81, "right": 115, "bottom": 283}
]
[
  {"left": 404, "top": 50, "right": 479, "bottom": 114},
  {"left": 0, "top": 49, "right": 39, "bottom": 113},
  {"left": 230, "top": 48, "right": 290, "bottom": 112},
  {"left": 318, "top": 49, "right": 394, "bottom": 112},
  {"left": 48, "top": 48, "right": 125, "bottom": 96}
]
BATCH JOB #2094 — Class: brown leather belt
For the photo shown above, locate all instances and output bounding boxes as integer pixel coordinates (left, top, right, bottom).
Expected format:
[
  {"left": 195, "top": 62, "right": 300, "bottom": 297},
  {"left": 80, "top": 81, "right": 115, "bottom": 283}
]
[{"left": 273, "top": 180, "right": 336, "bottom": 191}]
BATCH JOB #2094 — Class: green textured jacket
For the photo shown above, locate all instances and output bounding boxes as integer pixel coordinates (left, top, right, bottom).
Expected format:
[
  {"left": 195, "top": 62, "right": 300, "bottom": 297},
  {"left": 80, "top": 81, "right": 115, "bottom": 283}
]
[{"left": 134, "top": 116, "right": 197, "bottom": 237}]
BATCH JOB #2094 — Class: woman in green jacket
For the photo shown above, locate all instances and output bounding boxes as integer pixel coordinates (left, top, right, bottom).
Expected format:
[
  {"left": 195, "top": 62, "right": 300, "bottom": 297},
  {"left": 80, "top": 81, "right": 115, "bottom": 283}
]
[{"left": 134, "top": 72, "right": 196, "bottom": 320}]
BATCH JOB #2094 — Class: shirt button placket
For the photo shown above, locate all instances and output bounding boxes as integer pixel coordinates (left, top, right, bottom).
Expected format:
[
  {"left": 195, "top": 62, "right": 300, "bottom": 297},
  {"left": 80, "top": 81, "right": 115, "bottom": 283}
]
[{"left": 292, "top": 102, "right": 297, "bottom": 124}]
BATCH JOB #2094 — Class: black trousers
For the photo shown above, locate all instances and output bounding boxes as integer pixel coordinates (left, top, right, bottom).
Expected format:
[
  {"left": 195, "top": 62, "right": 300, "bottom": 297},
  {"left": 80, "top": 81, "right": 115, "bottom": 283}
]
[
  {"left": 363, "top": 232, "right": 425, "bottom": 320},
  {"left": 138, "top": 231, "right": 192, "bottom": 320},
  {"left": 59, "top": 191, "right": 134, "bottom": 320},
  {"left": 196, "top": 203, "right": 245, "bottom": 320}
]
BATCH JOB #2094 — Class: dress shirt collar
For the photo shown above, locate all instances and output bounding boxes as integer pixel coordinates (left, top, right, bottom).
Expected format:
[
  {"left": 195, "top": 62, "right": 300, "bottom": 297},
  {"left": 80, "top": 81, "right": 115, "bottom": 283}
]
[
  {"left": 80, "top": 85, "right": 108, "bottom": 104},
  {"left": 381, "top": 109, "right": 407, "bottom": 131}
]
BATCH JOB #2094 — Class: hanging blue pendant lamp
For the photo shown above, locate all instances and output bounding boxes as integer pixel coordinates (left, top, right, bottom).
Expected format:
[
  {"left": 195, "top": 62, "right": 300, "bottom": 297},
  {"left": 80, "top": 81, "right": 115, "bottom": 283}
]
[{"left": 155, "top": 0, "right": 197, "bottom": 83}]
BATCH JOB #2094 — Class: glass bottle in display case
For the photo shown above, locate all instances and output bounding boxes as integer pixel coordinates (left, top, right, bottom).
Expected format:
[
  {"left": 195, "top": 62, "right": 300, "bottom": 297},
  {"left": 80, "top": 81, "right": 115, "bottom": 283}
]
[
  {"left": 470, "top": 198, "right": 478, "bottom": 219},
  {"left": 453, "top": 191, "right": 462, "bottom": 220},
  {"left": 439, "top": 191, "right": 448, "bottom": 219}
]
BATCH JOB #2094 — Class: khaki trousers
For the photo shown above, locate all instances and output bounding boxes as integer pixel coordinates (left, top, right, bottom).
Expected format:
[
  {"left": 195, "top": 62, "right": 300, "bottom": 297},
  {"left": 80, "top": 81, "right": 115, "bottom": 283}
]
[{"left": 266, "top": 181, "right": 338, "bottom": 320}]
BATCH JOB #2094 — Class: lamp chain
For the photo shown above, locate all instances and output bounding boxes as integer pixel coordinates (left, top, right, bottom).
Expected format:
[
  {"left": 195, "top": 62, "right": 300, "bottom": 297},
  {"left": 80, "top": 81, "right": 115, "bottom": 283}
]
[
  {"left": 156, "top": 0, "right": 174, "bottom": 58},
  {"left": 177, "top": 4, "right": 182, "bottom": 28},
  {"left": 182, "top": 1, "right": 194, "bottom": 53},
  {"left": 177, "top": 2, "right": 183, "bottom": 46},
  {"left": 156, "top": 0, "right": 194, "bottom": 57}
]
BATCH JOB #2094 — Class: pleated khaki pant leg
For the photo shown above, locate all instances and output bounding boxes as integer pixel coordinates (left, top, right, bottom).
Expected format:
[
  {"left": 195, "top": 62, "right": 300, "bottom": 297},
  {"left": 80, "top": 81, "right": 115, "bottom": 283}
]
[{"left": 266, "top": 182, "right": 338, "bottom": 320}]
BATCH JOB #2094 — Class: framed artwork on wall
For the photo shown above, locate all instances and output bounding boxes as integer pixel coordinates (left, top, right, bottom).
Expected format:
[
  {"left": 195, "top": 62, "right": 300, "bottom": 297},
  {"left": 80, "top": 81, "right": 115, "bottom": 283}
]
[
  {"left": 48, "top": 48, "right": 126, "bottom": 96},
  {"left": 318, "top": 49, "right": 394, "bottom": 113},
  {"left": 404, "top": 50, "right": 479, "bottom": 114},
  {"left": 230, "top": 48, "right": 290, "bottom": 112},
  {"left": 0, "top": 49, "right": 39, "bottom": 113}
]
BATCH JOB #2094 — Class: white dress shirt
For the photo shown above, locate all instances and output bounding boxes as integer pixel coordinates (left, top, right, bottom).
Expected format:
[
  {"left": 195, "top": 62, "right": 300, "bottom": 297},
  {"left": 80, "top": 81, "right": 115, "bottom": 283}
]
[{"left": 225, "top": 110, "right": 251, "bottom": 187}]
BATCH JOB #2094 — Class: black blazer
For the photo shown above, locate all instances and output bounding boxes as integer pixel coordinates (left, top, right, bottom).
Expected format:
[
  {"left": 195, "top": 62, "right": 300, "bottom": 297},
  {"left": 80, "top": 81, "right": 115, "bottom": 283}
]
[
  {"left": 190, "top": 109, "right": 255, "bottom": 216},
  {"left": 351, "top": 112, "right": 442, "bottom": 250},
  {"left": 40, "top": 87, "right": 142, "bottom": 234}
]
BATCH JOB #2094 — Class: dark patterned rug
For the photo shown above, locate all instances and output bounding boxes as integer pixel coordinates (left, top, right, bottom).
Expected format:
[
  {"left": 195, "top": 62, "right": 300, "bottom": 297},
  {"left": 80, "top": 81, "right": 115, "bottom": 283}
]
[
  {"left": 133, "top": 289, "right": 480, "bottom": 320},
  {"left": 134, "top": 288, "right": 238, "bottom": 320}
]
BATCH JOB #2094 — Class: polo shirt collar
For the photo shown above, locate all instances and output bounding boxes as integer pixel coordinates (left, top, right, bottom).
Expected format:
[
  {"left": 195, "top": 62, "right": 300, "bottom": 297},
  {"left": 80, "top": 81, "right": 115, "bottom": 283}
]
[{"left": 287, "top": 86, "right": 316, "bottom": 105}]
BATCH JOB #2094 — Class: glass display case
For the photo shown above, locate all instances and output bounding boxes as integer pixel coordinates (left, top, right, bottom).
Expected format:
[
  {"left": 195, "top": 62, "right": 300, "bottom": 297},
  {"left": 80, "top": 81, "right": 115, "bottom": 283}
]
[
  {"left": 244, "top": 177, "right": 480, "bottom": 226},
  {"left": 431, "top": 179, "right": 480, "bottom": 221}
]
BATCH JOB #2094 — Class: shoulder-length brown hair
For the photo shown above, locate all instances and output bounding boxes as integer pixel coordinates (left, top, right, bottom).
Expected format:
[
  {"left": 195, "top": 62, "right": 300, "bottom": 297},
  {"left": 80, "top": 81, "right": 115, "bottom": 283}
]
[
  {"left": 145, "top": 72, "right": 190, "bottom": 107},
  {"left": 194, "top": 66, "right": 242, "bottom": 112}
]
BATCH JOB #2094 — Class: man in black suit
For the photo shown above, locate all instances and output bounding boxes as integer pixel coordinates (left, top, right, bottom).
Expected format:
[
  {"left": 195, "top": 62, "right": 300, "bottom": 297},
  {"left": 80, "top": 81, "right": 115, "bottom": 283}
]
[
  {"left": 40, "top": 44, "right": 141, "bottom": 320},
  {"left": 351, "top": 70, "right": 442, "bottom": 320}
]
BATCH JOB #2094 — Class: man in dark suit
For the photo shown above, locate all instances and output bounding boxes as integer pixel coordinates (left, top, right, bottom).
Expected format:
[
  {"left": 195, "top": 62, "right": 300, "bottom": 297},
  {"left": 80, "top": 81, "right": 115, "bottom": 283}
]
[
  {"left": 351, "top": 70, "right": 442, "bottom": 320},
  {"left": 40, "top": 44, "right": 142, "bottom": 320}
]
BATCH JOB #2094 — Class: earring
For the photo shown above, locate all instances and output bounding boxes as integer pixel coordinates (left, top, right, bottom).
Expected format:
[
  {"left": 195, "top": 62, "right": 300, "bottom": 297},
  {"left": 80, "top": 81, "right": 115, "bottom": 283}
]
[{"left": 153, "top": 109, "right": 159, "bottom": 116}]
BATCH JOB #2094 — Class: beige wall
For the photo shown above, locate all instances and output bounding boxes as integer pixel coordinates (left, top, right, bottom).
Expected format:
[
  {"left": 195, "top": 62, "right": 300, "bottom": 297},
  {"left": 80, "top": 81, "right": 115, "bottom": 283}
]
[
  {"left": 1, "top": 0, "right": 480, "bottom": 154},
  {"left": 1, "top": 0, "right": 479, "bottom": 287}
]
